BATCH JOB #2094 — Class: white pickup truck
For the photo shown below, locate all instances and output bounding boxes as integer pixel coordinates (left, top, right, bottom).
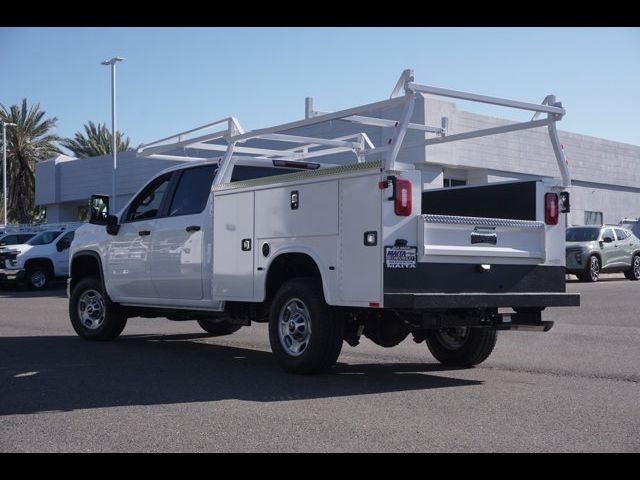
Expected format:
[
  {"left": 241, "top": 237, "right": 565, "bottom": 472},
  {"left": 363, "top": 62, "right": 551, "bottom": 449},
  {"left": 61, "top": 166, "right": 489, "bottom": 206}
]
[
  {"left": 0, "top": 227, "right": 79, "bottom": 289},
  {"left": 68, "top": 70, "right": 579, "bottom": 374}
]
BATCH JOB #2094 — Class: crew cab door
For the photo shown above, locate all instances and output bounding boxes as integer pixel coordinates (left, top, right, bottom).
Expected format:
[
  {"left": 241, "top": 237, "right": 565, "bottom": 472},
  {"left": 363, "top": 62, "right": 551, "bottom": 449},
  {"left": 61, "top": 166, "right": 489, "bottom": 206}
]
[
  {"left": 150, "top": 164, "right": 216, "bottom": 301},
  {"left": 107, "top": 173, "right": 172, "bottom": 299}
]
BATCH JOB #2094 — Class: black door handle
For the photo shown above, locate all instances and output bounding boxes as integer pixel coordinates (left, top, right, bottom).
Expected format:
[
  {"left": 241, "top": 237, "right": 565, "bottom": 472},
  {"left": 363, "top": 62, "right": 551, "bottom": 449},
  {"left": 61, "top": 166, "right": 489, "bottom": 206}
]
[
  {"left": 186, "top": 225, "right": 201, "bottom": 232},
  {"left": 139, "top": 230, "right": 151, "bottom": 236}
]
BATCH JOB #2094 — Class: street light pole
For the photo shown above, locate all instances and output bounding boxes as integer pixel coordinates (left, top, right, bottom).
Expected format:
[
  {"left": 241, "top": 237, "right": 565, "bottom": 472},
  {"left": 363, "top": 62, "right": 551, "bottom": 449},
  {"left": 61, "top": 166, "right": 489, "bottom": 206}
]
[
  {"left": 2, "top": 121, "right": 17, "bottom": 226},
  {"left": 101, "top": 56, "right": 125, "bottom": 212}
]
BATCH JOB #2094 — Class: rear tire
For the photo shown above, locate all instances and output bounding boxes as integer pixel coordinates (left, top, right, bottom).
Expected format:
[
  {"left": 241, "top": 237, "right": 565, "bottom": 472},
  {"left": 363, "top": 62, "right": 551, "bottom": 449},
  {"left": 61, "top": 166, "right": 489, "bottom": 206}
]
[
  {"left": 69, "top": 276, "right": 127, "bottom": 341},
  {"left": 197, "top": 319, "right": 242, "bottom": 336},
  {"left": 624, "top": 254, "right": 640, "bottom": 281},
  {"left": 425, "top": 327, "right": 497, "bottom": 367},
  {"left": 268, "top": 277, "right": 343, "bottom": 374}
]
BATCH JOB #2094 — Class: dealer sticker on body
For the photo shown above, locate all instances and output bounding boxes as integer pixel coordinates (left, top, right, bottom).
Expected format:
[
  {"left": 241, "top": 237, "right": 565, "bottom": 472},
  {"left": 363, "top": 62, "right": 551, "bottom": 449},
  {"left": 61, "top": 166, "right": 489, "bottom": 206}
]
[{"left": 385, "top": 246, "right": 417, "bottom": 269}]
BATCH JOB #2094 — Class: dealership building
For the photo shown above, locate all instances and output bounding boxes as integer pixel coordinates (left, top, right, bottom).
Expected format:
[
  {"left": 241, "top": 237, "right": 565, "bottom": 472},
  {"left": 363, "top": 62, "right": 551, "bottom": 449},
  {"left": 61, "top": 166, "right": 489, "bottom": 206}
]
[{"left": 35, "top": 95, "right": 640, "bottom": 226}]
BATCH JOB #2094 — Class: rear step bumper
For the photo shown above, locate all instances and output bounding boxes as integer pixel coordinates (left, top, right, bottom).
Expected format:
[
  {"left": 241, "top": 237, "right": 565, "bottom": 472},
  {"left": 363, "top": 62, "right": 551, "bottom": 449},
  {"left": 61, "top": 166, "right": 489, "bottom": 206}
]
[{"left": 384, "top": 292, "right": 580, "bottom": 309}]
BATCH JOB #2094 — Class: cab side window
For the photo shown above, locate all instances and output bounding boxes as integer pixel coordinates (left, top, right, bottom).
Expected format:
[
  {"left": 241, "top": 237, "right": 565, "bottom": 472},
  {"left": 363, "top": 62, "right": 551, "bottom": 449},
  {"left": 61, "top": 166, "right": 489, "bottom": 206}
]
[
  {"left": 601, "top": 228, "right": 615, "bottom": 241},
  {"left": 168, "top": 165, "right": 217, "bottom": 217},
  {"left": 126, "top": 174, "right": 172, "bottom": 222}
]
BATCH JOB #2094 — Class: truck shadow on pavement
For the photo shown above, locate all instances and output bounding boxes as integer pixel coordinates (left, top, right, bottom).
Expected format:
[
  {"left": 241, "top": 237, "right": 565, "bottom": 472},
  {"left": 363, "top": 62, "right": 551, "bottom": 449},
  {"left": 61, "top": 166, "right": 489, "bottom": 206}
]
[
  {"left": 0, "top": 283, "right": 67, "bottom": 299},
  {"left": 0, "top": 333, "right": 481, "bottom": 416}
]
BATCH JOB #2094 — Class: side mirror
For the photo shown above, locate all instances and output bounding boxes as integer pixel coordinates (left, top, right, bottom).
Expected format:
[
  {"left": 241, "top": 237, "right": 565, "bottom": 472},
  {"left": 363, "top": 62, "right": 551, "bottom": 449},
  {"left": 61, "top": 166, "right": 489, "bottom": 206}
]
[
  {"left": 56, "top": 239, "right": 70, "bottom": 252},
  {"left": 602, "top": 236, "right": 613, "bottom": 243},
  {"left": 89, "top": 194, "right": 110, "bottom": 225},
  {"left": 106, "top": 214, "right": 120, "bottom": 236}
]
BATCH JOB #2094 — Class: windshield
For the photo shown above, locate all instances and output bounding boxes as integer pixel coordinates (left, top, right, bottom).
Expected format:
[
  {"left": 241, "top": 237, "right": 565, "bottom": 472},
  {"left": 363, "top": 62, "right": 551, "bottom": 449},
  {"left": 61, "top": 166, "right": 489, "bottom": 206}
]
[
  {"left": 27, "top": 231, "right": 63, "bottom": 246},
  {"left": 566, "top": 227, "right": 600, "bottom": 242}
]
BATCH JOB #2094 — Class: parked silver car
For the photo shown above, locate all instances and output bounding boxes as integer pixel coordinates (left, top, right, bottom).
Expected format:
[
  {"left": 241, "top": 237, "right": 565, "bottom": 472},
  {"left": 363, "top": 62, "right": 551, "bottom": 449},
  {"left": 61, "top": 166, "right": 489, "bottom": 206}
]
[{"left": 566, "top": 225, "right": 640, "bottom": 282}]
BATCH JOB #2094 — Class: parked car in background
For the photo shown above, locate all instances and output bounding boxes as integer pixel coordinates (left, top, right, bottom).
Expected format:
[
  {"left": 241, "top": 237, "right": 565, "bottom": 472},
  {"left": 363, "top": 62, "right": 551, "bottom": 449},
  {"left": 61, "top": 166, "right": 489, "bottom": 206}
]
[
  {"left": 566, "top": 225, "right": 640, "bottom": 282},
  {"left": 0, "top": 232, "right": 37, "bottom": 247},
  {"left": 0, "top": 228, "right": 78, "bottom": 289}
]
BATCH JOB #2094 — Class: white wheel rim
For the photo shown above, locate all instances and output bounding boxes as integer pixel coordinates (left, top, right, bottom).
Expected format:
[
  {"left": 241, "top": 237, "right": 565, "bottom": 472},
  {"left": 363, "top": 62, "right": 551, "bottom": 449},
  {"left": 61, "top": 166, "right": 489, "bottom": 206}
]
[
  {"left": 31, "top": 271, "right": 46, "bottom": 288},
  {"left": 590, "top": 257, "right": 600, "bottom": 281},
  {"left": 77, "top": 289, "right": 106, "bottom": 330},
  {"left": 278, "top": 298, "right": 312, "bottom": 357}
]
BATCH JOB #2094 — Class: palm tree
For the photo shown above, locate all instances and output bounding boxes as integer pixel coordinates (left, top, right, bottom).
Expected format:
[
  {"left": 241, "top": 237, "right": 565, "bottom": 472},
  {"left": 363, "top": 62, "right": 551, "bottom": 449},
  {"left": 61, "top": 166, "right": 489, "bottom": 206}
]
[
  {"left": 0, "top": 99, "right": 62, "bottom": 224},
  {"left": 60, "top": 121, "right": 131, "bottom": 158}
]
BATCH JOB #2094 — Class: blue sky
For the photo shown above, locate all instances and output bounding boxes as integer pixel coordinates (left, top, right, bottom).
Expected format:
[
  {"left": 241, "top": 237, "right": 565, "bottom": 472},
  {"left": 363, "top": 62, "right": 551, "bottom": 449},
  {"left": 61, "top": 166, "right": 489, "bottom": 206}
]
[{"left": 1, "top": 27, "right": 639, "bottom": 149}]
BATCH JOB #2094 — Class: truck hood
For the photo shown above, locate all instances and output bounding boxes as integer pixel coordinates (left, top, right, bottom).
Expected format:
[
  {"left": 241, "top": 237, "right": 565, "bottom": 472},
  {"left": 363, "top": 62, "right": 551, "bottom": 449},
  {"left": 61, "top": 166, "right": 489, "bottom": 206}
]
[{"left": 0, "top": 243, "right": 32, "bottom": 256}]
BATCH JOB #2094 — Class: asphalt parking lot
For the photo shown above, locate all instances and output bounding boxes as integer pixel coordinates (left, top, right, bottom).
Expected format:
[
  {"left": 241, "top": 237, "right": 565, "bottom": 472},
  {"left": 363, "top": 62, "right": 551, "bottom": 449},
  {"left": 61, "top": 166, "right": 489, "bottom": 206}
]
[{"left": 1, "top": 276, "right": 639, "bottom": 452}]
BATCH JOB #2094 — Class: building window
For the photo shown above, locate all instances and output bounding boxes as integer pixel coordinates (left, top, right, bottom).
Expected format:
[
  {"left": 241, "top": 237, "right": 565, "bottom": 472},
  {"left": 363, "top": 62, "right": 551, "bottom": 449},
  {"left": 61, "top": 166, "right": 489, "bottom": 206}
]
[
  {"left": 443, "top": 178, "right": 467, "bottom": 188},
  {"left": 584, "top": 211, "right": 603, "bottom": 225}
]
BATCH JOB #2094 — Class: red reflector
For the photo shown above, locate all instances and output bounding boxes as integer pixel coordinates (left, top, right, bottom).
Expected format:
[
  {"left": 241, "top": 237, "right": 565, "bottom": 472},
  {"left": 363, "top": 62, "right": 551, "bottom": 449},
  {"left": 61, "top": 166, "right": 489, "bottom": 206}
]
[
  {"left": 394, "top": 179, "right": 412, "bottom": 216},
  {"left": 378, "top": 181, "right": 388, "bottom": 190},
  {"left": 369, "top": 302, "right": 380, "bottom": 308},
  {"left": 545, "top": 192, "right": 559, "bottom": 225}
]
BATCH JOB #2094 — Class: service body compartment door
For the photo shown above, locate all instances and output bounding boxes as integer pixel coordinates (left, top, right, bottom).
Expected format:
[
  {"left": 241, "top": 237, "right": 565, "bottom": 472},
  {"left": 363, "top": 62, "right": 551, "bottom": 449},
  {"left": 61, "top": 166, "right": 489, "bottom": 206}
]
[
  {"left": 213, "top": 191, "right": 255, "bottom": 299},
  {"left": 338, "top": 174, "right": 382, "bottom": 305},
  {"left": 254, "top": 181, "right": 339, "bottom": 238}
]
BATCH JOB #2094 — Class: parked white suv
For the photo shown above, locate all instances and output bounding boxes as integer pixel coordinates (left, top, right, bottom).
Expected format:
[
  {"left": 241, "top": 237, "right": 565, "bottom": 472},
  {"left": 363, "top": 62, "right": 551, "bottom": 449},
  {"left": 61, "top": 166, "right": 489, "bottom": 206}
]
[{"left": 0, "top": 228, "right": 77, "bottom": 289}]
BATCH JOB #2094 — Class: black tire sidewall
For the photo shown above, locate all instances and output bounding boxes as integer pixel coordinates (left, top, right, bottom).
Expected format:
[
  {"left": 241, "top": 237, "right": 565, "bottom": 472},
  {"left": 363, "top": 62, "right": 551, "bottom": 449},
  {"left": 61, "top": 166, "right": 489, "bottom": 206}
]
[
  {"left": 585, "top": 255, "right": 600, "bottom": 282},
  {"left": 197, "top": 319, "right": 242, "bottom": 336},
  {"left": 625, "top": 255, "right": 640, "bottom": 281},
  {"left": 268, "top": 277, "right": 343, "bottom": 374},
  {"left": 426, "top": 327, "right": 497, "bottom": 367},
  {"left": 69, "top": 276, "right": 126, "bottom": 341},
  {"left": 26, "top": 267, "right": 49, "bottom": 290}
]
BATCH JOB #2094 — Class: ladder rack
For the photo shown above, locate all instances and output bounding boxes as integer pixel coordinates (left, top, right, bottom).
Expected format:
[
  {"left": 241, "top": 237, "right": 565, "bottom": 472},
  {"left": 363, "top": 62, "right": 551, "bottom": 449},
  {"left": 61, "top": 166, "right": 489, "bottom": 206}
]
[{"left": 137, "top": 69, "right": 570, "bottom": 187}]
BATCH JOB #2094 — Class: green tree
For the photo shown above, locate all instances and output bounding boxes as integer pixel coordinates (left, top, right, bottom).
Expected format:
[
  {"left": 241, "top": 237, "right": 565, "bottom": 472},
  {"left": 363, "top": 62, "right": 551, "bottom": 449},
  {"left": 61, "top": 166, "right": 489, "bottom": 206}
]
[
  {"left": 0, "top": 99, "right": 62, "bottom": 224},
  {"left": 60, "top": 121, "right": 131, "bottom": 158}
]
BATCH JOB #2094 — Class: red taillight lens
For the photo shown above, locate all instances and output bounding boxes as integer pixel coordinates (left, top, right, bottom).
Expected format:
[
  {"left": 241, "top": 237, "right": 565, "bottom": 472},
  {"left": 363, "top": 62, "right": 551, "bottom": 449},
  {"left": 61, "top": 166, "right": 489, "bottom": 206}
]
[
  {"left": 545, "top": 192, "right": 559, "bottom": 225},
  {"left": 394, "top": 179, "right": 412, "bottom": 216}
]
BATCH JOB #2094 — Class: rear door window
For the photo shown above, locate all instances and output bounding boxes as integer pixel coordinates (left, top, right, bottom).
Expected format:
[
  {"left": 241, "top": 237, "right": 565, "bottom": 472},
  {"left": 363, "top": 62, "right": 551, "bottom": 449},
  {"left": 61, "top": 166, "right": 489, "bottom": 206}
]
[
  {"left": 168, "top": 165, "right": 218, "bottom": 217},
  {"left": 614, "top": 228, "right": 628, "bottom": 241}
]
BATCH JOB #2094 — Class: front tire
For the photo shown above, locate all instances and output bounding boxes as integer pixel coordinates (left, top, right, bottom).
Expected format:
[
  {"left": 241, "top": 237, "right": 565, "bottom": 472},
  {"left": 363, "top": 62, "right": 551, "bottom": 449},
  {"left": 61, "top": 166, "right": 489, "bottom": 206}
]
[
  {"left": 425, "top": 327, "right": 497, "bottom": 367},
  {"left": 69, "top": 276, "right": 127, "bottom": 341},
  {"left": 25, "top": 266, "right": 50, "bottom": 290},
  {"left": 268, "top": 277, "right": 343, "bottom": 374},
  {"left": 197, "top": 319, "right": 242, "bottom": 336},
  {"left": 577, "top": 255, "right": 600, "bottom": 282},
  {"left": 624, "top": 254, "right": 640, "bottom": 281}
]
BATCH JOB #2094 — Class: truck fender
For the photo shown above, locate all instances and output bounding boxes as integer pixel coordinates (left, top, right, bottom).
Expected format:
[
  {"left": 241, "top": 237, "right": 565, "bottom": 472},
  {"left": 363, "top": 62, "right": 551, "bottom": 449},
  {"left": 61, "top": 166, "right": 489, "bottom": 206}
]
[{"left": 262, "top": 245, "right": 334, "bottom": 305}]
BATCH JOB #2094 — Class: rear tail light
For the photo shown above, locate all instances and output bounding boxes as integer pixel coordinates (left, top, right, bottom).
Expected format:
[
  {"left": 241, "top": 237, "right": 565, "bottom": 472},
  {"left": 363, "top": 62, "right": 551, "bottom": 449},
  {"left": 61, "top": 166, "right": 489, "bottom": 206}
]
[
  {"left": 394, "top": 179, "right": 412, "bottom": 216},
  {"left": 545, "top": 192, "right": 559, "bottom": 225}
]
